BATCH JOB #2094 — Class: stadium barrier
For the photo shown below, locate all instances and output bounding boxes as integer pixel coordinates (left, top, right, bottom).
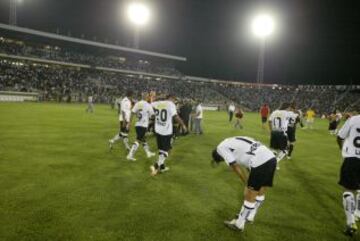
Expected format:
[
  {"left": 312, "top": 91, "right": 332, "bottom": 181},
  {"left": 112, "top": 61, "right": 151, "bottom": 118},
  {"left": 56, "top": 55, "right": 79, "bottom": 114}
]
[
  {"left": 0, "top": 91, "right": 38, "bottom": 102},
  {"left": 202, "top": 105, "right": 220, "bottom": 111}
]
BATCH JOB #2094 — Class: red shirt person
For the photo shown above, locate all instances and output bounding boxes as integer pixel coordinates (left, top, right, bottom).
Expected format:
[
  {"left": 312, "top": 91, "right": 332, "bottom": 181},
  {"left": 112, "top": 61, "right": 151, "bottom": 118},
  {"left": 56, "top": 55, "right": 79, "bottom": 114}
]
[{"left": 260, "top": 104, "right": 270, "bottom": 125}]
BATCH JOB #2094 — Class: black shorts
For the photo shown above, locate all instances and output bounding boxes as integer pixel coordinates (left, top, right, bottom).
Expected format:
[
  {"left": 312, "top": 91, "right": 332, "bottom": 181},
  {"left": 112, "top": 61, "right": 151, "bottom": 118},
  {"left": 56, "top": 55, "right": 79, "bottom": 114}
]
[
  {"left": 270, "top": 131, "right": 288, "bottom": 150},
  {"left": 156, "top": 134, "right": 172, "bottom": 152},
  {"left": 135, "top": 126, "right": 147, "bottom": 142},
  {"left": 287, "top": 127, "right": 296, "bottom": 143},
  {"left": 120, "top": 121, "right": 129, "bottom": 134},
  {"left": 328, "top": 121, "right": 337, "bottom": 131},
  {"left": 248, "top": 158, "right": 277, "bottom": 191},
  {"left": 261, "top": 117, "right": 268, "bottom": 123},
  {"left": 339, "top": 157, "right": 360, "bottom": 190}
]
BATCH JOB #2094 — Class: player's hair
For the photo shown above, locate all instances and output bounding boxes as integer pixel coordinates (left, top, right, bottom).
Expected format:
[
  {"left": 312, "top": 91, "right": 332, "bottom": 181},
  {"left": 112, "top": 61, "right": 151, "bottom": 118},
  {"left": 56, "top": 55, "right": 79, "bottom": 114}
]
[
  {"left": 166, "top": 93, "right": 176, "bottom": 99},
  {"left": 279, "top": 102, "right": 290, "bottom": 110},
  {"left": 290, "top": 102, "right": 296, "bottom": 109},
  {"left": 212, "top": 149, "right": 224, "bottom": 164},
  {"left": 126, "top": 90, "right": 134, "bottom": 97}
]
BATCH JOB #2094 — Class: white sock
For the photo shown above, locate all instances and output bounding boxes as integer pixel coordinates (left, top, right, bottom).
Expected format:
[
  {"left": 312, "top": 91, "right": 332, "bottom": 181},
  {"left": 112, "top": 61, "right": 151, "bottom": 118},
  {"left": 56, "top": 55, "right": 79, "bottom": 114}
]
[
  {"left": 143, "top": 142, "right": 151, "bottom": 154},
  {"left": 236, "top": 201, "right": 256, "bottom": 228},
  {"left": 122, "top": 135, "right": 130, "bottom": 149},
  {"left": 111, "top": 134, "right": 121, "bottom": 142},
  {"left": 355, "top": 190, "right": 360, "bottom": 216},
  {"left": 343, "top": 192, "right": 356, "bottom": 226},
  {"left": 157, "top": 151, "right": 168, "bottom": 166},
  {"left": 128, "top": 142, "right": 139, "bottom": 157},
  {"left": 248, "top": 195, "right": 265, "bottom": 221},
  {"left": 277, "top": 150, "right": 287, "bottom": 162}
]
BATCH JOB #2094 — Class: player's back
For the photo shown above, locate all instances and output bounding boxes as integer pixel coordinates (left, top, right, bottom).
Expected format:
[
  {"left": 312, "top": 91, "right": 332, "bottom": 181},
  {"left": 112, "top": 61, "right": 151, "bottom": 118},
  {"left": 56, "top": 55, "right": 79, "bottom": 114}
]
[
  {"left": 287, "top": 111, "right": 299, "bottom": 128},
  {"left": 132, "top": 100, "right": 154, "bottom": 128},
  {"left": 269, "top": 110, "right": 289, "bottom": 132},
  {"left": 152, "top": 100, "right": 177, "bottom": 136},
  {"left": 339, "top": 115, "right": 360, "bottom": 157},
  {"left": 219, "top": 136, "right": 275, "bottom": 168}
]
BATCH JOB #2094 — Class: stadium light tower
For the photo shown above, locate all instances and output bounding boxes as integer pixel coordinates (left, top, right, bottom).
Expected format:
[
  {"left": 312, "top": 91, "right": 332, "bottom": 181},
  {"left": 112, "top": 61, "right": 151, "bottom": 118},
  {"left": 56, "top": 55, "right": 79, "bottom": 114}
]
[
  {"left": 127, "top": 2, "right": 150, "bottom": 49},
  {"left": 9, "top": 0, "right": 22, "bottom": 26},
  {"left": 251, "top": 14, "right": 275, "bottom": 85}
]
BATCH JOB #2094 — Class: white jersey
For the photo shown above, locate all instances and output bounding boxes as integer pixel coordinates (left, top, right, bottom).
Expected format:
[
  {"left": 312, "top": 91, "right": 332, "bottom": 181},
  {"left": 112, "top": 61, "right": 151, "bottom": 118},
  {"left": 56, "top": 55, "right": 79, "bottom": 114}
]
[
  {"left": 229, "top": 104, "right": 235, "bottom": 112},
  {"left": 287, "top": 111, "right": 299, "bottom": 128},
  {"left": 119, "top": 97, "right": 132, "bottom": 122},
  {"left": 152, "top": 100, "right": 177, "bottom": 136},
  {"left": 88, "top": 96, "right": 93, "bottom": 103},
  {"left": 269, "top": 110, "right": 289, "bottom": 132},
  {"left": 217, "top": 136, "right": 275, "bottom": 169},
  {"left": 338, "top": 115, "right": 360, "bottom": 158},
  {"left": 132, "top": 100, "right": 154, "bottom": 128},
  {"left": 195, "top": 104, "right": 203, "bottom": 119}
]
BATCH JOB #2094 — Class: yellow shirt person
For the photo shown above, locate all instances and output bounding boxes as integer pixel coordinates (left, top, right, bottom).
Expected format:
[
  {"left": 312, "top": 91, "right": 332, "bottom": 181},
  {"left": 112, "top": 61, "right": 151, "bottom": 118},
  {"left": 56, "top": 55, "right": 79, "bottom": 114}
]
[{"left": 306, "top": 108, "right": 316, "bottom": 129}]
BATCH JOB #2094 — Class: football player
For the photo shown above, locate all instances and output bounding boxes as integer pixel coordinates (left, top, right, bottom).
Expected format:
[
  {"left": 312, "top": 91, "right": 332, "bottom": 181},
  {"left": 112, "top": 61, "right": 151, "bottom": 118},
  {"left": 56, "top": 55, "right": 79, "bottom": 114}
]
[
  {"left": 212, "top": 136, "right": 277, "bottom": 232},
  {"left": 337, "top": 114, "right": 360, "bottom": 236},
  {"left": 150, "top": 94, "right": 187, "bottom": 176},
  {"left": 286, "top": 103, "right": 300, "bottom": 159},
  {"left": 269, "top": 103, "right": 290, "bottom": 164},
  {"left": 126, "top": 92, "right": 156, "bottom": 161},
  {"left": 109, "top": 90, "right": 133, "bottom": 151}
]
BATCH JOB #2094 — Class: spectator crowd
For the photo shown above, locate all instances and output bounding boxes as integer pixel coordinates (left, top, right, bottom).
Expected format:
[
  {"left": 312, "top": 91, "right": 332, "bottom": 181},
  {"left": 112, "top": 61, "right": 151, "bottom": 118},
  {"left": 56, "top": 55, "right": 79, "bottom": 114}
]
[{"left": 0, "top": 36, "right": 359, "bottom": 115}]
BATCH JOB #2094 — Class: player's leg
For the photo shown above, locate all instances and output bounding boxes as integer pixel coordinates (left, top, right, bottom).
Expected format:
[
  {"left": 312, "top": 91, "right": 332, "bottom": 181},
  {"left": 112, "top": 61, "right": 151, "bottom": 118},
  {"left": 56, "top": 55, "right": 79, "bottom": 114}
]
[
  {"left": 224, "top": 188, "right": 258, "bottom": 231},
  {"left": 198, "top": 119, "right": 203, "bottom": 134},
  {"left": 150, "top": 135, "right": 171, "bottom": 176},
  {"left": 247, "top": 187, "right": 266, "bottom": 222},
  {"left": 109, "top": 122, "right": 123, "bottom": 149},
  {"left": 247, "top": 158, "right": 276, "bottom": 222},
  {"left": 276, "top": 133, "right": 288, "bottom": 163},
  {"left": 288, "top": 142, "right": 294, "bottom": 159},
  {"left": 355, "top": 190, "right": 360, "bottom": 221},
  {"left": 194, "top": 118, "right": 199, "bottom": 134},
  {"left": 137, "top": 127, "right": 155, "bottom": 158},
  {"left": 287, "top": 129, "right": 296, "bottom": 159},
  {"left": 120, "top": 122, "right": 130, "bottom": 151},
  {"left": 339, "top": 157, "right": 358, "bottom": 236},
  {"left": 127, "top": 127, "right": 140, "bottom": 161}
]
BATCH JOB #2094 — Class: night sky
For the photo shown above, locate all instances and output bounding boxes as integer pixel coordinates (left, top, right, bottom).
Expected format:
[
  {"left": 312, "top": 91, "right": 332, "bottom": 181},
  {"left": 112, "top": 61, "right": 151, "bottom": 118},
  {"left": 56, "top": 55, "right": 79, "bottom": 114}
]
[{"left": 0, "top": 0, "right": 359, "bottom": 85}]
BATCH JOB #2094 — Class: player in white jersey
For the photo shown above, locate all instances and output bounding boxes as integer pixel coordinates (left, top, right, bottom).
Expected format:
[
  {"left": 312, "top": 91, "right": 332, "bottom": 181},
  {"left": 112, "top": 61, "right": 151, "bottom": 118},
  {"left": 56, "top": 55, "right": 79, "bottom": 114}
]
[
  {"left": 212, "top": 136, "right": 277, "bottom": 232},
  {"left": 269, "top": 103, "right": 290, "bottom": 163},
  {"left": 286, "top": 103, "right": 300, "bottom": 159},
  {"left": 149, "top": 94, "right": 187, "bottom": 176},
  {"left": 337, "top": 114, "right": 360, "bottom": 236},
  {"left": 109, "top": 90, "right": 133, "bottom": 151},
  {"left": 126, "top": 93, "right": 156, "bottom": 161},
  {"left": 86, "top": 95, "right": 94, "bottom": 113}
]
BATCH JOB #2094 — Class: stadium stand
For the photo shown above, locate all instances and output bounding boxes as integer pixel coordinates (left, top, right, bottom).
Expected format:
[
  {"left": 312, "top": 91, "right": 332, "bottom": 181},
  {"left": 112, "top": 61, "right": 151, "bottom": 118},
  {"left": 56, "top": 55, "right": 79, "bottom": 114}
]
[{"left": 0, "top": 23, "right": 359, "bottom": 114}]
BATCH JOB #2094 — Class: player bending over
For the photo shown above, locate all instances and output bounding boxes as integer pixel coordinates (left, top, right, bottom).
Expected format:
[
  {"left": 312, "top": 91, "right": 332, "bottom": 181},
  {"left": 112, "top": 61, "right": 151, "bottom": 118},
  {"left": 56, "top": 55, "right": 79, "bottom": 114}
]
[
  {"left": 337, "top": 114, "right": 360, "bottom": 236},
  {"left": 126, "top": 93, "right": 156, "bottom": 161},
  {"left": 269, "top": 103, "right": 290, "bottom": 165},
  {"left": 109, "top": 90, "right": 133, "bottom": 151},
  {"left": 150, "top": 94, "right": 187, "bottom": 176},
  {"left": 212, "top": 136, "right": 277, "bottom": 232}
]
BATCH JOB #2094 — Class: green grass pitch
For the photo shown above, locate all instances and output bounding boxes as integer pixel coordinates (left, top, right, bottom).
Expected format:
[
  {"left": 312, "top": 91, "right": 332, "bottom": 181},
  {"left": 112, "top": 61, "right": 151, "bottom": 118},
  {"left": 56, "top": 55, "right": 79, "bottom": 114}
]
[{"left": 0, "top": 103, "right": 358, "bottom": 241}]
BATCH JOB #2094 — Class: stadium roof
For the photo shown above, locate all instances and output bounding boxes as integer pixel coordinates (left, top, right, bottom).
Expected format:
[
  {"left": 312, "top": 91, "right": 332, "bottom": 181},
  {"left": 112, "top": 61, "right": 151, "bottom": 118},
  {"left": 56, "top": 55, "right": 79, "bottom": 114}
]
[{"left": 0, "top": 23, "right": 187, "bottom": 62}]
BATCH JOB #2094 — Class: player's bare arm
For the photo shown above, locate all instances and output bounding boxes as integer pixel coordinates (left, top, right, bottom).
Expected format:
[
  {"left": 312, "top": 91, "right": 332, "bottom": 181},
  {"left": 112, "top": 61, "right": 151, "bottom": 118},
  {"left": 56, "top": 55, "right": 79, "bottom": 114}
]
[
  {"left": 175, "top": 115, "right": 187, "bottom": 132},
  {"left": 337, "top": 136, "right": 344, "bottom": 149},
  {"left": 230, "top": 163, "right": 248, "bottom": 184}
]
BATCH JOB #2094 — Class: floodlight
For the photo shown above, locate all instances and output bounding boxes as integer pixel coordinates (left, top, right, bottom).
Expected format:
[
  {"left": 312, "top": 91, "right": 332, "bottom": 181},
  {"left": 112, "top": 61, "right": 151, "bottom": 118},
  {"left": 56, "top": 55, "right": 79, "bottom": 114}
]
[
  {"left": 251, "top": 14, "right": 275, "bottom": 38},
  {"left": 127, "top": 2, "right": 150, "bottom": 26}
]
